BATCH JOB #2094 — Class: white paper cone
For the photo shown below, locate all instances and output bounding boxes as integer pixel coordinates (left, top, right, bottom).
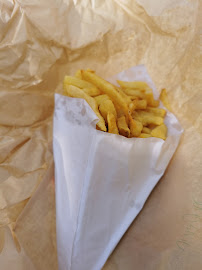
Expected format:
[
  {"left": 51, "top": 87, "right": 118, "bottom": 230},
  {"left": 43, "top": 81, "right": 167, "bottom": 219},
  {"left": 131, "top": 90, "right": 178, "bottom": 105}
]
[{"left": 53, "top": 66, "right": 183, "bottom": 270}]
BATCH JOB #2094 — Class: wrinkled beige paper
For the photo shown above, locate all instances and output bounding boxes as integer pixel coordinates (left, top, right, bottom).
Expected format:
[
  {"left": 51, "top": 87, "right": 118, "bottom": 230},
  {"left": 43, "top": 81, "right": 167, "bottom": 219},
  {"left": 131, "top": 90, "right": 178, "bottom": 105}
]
[{"left": 0, "top": 0, "right": 201, "bottom": 269}]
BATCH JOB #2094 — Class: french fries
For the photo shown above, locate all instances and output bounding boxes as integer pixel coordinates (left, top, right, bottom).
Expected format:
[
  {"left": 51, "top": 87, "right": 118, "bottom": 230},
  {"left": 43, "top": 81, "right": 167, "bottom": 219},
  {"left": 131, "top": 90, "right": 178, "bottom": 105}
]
[
  {"left": 145, "top": 92, "right": 159, "bottom": 107},
  {"left": 99, "top": 100, "right": 117, "bottom": 123},
  {"left": 129, "top": 115, "right": 143, "bottom": 137},
  {"left": 117, "top": 80, "right": 148, "bottom": 90},
  {"left": 151, "top": 124, "right": 167, "bottom": 140},
  {"left": 146, "top": 107, "right": 166, "bottom": 117},
  {"left": 142, "top": 127, "right": 151, "bottom": 134},
  {"left": 133, "top": 99, "right": 147, "bottom": 110},
  {"left": 122, "top": 89, "right": 145, "bottom": 99},
  {"left": 133, "top": 111, "right": 164, "bottom": 126},
  {"left": 81, "top": 70, "right": 129, "bottom": 120},
  {"left": 139, "top": 133, "right": 152, "bottom": 138},
  {"left": 160, "top": 89, "right": 171, "bottom": 111},
  {"left": 107, "top": 113, "right": 119, "bottom": 134},
  {"left": 63, "top": 69, "right": 169, "bottom": 140},
  {"left": 94, "top": 94, "right": 110, "bottom": 106},
  {"left": 75, "top": 70, "right": 82, "bottom": 79},
  {"left": 117, "top": 116, "right": 130, "bottom": 137},
  {"left": 63, "top": 84, "right": 106, "bottom": 132},
  {"left": 63, "top": 76, "right": 101, "bottom": 96},
  {"left": 115, "top": 87, "right": 132, "bottom": 105}
]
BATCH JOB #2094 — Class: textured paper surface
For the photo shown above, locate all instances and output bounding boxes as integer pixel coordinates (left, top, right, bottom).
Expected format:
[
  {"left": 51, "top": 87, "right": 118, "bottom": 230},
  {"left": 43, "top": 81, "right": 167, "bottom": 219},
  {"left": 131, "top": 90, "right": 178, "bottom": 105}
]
[
  {"left": 0, "top": 0, "right": 201, "bottom": 269},
  {"left": 53, "top": 65, "right": 183, "bottom": 270}
]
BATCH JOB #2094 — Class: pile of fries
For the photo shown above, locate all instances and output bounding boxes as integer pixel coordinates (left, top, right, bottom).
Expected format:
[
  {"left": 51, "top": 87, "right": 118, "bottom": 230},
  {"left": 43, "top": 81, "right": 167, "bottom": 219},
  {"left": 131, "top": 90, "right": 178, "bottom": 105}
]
[{"left": 63, "top": 69, "right": 170, "bottom": 140}]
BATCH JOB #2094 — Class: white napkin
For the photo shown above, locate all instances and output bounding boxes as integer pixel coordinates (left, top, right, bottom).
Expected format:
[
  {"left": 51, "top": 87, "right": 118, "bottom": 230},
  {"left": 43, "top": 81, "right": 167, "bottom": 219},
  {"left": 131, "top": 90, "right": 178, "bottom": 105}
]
[{"left": 53, "top": 65, "right": 183, "bottom": 270}]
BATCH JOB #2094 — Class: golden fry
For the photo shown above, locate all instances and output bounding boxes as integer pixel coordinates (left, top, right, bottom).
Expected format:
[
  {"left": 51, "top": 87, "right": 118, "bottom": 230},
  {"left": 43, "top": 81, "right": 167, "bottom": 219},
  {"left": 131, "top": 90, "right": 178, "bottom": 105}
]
[
  {"left": 74, "top": 70, "right": 82, "bottom": 79},
  {"left": 64, "top": 75, "right": 92, "bottom": 89},
  {"left": 145, "top": 92, "right": 159, "bottom": 107},
  {"left": 82, "top": 88, "right": 101, "bottom": 97},
  {"left": 145, "top": 87, "right": 153, "bottom": 93},
  {"left": 151, "top": 123, "right": 167, "bottom": 140},
  {"left": 122, "top": 88, "right": 146, "bottom": 99},
  {"left": 142, "top": 127, "right": 151, "bottom": 134},
  {"left": 117, "top": 80, "right": 148, "bottom": 90},
  {"left": 128, "top": 99, "right": 147, "bottom": 114},
  {"left": 133, "top": 111, "right": 164, "bottom": 126},
  {"left": 133, "top": 99, "right": 147, "bottom": 110},
  {"left": 148, "top": 124, "right": 157, "bottom": 129},
  {"left": 146, "top": 107, "right": 166, "bottom": 118},
  {"left": 116, "top": 87, "right": 132, "bottom": 105},
  {"left": 64, "top": 84, "right": 106, "bottom": 131},
  {"left": 94, "top": 94, "right": 110, "bottom": 106},
  {"left": 150, "top": 100, "right": 159, "bottom": 107},
  {"left": 86, "top": 68, "right": 95, "bottom": 73},
  {"left": 117, "top": 116, "right": 130, "bottom": 137},
  {"left": 139, "top": 133, "right": 152, "bottom": 138},
  {"left": 81, "top": 70, "right": 129, "bottom": 119},
  {"left": 116, "top": 108, "right": 125, "bottom": 118},
  {"left": 129, "top": 115, "right": 143, "bottom": 137},
  {"left": 63, "top": 76, "right": 101, "bottom": 96},
  {"left": 63, "top": 70, "right": 169, "bottom": 139},
  {"left": 107, "top": 113, "right": 119, "bottom": 134},
  {"left": 160, "top": 89, "right": 171, "bottom": 111},
  {"left": 99, "top": 100, "right": 117, "bottom": 123},
  {"left": 128, "top": 102, "right": 136, "bottom": 114},
  {"left": 129, "top": 96, "right": 140, "bottom": 100}
]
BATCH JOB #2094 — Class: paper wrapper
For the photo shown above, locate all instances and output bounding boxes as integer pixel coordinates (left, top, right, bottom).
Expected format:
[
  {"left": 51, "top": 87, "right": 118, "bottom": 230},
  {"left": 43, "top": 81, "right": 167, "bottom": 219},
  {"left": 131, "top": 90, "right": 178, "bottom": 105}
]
[
  {"left": 0, "top": 0, "right": 201, "bottom": 269},
  {"left": 53, "top": 66, "right": 183, "bottom": 270}
]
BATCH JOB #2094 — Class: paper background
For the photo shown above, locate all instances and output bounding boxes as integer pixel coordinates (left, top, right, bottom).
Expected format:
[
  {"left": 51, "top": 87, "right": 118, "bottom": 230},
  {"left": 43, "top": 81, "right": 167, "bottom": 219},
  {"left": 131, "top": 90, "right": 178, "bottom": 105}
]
[{"left": 0, "top": 0, "right": 201, "bottom": 269}]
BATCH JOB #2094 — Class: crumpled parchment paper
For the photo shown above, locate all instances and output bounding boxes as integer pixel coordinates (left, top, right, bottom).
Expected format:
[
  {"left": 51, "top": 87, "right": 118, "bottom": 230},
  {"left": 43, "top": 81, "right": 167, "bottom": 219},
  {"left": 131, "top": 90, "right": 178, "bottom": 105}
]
[{"left": 0, "top": 0, "right": 201, "bottom": 269}]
